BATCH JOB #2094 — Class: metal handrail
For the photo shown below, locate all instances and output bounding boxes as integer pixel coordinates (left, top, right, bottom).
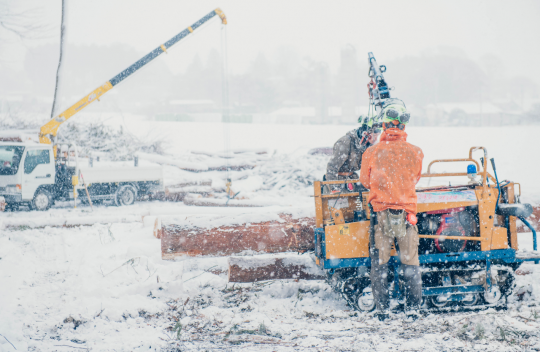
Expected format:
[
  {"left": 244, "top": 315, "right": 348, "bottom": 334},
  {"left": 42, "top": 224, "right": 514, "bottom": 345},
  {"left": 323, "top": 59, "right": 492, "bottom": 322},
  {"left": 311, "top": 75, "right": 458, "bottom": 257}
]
[
  {"left": 318, "top": 146, "right": 495, "bottom": 186},
  {"left": 426, "top": 158, "right": 480, "bottom": 174}
]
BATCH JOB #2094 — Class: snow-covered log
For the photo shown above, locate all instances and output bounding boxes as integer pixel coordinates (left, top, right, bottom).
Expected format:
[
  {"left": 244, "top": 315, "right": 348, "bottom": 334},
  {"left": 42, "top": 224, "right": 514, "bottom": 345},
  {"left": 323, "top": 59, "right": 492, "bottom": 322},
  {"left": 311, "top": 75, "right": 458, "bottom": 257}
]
[
  {"left": 207, "top": 164, "right": 256, "bottom": 171},
  {"left": 182, "top": 195, "right": 272, "bottom": 207},
  {"left": 167, "top": 180, "right": 212, "bottom": 188},
  {"left": 228, "top": 255, "right": 325, "bottom": 283},
  {"left": 161, "top": 214, "right": 315, "bottom": 259},
  {"left": 150, "top": 185, "right": 222, "bottom": 202}
]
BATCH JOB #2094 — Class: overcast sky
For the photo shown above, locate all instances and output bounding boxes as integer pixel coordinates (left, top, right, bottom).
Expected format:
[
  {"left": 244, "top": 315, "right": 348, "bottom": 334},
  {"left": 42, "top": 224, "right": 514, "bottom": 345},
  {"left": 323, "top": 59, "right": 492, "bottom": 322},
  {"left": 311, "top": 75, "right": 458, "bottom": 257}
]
[{"left": 5, "top": 0, "right": 540, "bottom": 84}]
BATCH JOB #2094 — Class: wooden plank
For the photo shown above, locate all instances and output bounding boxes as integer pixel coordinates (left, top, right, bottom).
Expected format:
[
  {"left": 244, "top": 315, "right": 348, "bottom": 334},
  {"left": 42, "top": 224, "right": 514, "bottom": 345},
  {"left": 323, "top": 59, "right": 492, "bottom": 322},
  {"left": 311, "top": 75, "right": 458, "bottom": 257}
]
[
  {"left": 161, "top": 214, "right": 315, "bottom": 259},
  {"left": 228, "top": 256, "right": 325, "bottom": 283},
  {"left": 153, "top": 217, "right": 162, "bottom": 239}
]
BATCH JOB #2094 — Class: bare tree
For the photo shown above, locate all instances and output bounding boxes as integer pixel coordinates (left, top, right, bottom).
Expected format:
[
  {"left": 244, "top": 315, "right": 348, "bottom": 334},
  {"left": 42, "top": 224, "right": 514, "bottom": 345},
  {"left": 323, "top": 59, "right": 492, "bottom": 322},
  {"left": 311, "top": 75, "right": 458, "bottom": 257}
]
[
  {"left": 0, "top": 0, "right": 49, "bottom": 40},
  {"left": 50, "top": 0, "right": 65, "bottom": 118},
  {"left": 0, "top": 0, "right": 52, "bottom": 64}
]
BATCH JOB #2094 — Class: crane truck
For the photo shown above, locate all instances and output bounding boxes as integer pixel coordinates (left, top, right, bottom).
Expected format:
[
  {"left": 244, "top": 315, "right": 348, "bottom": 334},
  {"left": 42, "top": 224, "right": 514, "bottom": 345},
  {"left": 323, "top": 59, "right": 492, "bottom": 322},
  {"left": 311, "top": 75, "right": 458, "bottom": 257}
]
[{"left": 0, "top": 9, "right": 227, "bottom": 211}]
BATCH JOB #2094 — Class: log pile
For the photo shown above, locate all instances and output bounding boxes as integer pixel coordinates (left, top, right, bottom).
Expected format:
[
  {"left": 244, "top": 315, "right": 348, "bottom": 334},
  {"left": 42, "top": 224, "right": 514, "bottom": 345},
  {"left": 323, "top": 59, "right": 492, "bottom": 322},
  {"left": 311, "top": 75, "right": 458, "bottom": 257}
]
[
  {"left": 159, "top": 205, "right": 540, "bottom": 283},
  {"left": 517, "top": 205, "right": 540, "bottom": 233}
]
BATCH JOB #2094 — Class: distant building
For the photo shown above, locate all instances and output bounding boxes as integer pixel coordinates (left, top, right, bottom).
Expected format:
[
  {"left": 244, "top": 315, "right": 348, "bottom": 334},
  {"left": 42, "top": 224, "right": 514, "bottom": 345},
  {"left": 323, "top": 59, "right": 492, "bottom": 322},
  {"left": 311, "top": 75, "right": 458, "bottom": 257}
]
[{"left": 424, "top": 102, "right": 521, "bottom": 126}]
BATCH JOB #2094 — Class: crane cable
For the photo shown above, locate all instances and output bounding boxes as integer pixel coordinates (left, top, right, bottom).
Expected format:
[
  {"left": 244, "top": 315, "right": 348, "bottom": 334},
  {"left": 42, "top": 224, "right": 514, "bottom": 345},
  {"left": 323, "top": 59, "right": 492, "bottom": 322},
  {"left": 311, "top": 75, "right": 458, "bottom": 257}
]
[{"left": 221, "top": 23, "right": 236, "bottom": 205}]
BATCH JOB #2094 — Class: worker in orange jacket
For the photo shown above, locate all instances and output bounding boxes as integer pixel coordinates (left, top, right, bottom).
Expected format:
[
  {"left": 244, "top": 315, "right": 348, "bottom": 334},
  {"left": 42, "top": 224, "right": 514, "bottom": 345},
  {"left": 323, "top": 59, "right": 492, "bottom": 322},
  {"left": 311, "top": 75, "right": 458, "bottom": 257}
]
[{"left": 360, "top": 102, "right": 424, "bottom": 319}]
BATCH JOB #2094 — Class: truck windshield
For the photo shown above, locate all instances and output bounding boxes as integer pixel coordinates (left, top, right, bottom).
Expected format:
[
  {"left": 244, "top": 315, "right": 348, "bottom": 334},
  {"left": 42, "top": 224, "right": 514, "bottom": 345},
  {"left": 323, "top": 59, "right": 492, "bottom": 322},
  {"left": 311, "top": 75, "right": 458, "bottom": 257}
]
[{"left": 0, "top": 146, "right": 25, "bottom": 175}]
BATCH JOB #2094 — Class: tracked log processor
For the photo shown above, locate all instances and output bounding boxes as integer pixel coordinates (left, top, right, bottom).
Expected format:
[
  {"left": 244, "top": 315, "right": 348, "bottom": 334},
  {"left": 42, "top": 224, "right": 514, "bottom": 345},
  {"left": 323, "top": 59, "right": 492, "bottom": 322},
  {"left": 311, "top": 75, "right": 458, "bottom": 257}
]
[{"left": 313, "top": 146, "right": 539, "bottom": 312}]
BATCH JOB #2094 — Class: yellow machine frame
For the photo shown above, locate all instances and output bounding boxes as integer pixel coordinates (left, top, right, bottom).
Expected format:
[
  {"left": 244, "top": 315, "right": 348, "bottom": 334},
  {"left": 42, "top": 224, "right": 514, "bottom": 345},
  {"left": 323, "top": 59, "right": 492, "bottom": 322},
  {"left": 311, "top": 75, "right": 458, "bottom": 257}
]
[{"left": 314, "top": 147, "right": 519, "bottom": 261}]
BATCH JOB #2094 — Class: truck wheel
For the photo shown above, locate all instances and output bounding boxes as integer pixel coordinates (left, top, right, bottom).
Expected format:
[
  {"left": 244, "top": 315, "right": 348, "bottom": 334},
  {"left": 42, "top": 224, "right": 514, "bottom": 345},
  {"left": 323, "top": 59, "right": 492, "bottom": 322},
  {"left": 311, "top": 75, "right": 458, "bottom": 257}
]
[
  {"left": 31, "top": 189, "right": 53, "bottom": 211},
  {"left": 115, "top": 185, "right": 137, "bottom": 206}
]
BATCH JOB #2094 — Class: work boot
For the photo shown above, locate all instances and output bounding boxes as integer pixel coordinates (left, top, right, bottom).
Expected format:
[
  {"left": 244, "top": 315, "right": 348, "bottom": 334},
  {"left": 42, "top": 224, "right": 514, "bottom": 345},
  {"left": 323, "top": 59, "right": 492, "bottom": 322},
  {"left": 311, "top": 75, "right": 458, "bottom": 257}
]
[
  {"left": 371, "top": 261, "right": 390, "bottom": 315},
  {"left": 402, "top": 264, "right": 422, "bottom": 313},
  {"left": 375, "top": 311, "right": 390, "bottom": 322}
]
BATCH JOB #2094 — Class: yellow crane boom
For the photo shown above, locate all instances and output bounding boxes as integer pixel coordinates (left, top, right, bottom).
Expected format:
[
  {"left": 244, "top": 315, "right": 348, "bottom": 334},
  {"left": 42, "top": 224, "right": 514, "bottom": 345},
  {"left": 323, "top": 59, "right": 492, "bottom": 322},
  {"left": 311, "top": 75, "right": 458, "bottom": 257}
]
[{"left": 40, "top": 8, "right": 227, "bottom": 152}]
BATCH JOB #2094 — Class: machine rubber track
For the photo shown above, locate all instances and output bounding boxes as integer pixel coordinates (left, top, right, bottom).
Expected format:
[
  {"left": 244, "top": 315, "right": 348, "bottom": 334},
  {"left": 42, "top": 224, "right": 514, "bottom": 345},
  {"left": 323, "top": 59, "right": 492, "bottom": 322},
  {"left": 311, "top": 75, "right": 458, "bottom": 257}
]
[{"left": 326, "top": 264, "right": 517, "bottom": 314}]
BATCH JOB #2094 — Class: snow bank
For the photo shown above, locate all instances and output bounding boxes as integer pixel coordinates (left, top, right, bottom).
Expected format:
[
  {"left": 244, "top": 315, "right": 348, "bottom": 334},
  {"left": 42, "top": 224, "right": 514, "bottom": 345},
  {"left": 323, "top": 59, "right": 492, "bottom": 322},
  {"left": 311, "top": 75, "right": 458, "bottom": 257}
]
[{"left": 0, "top": 215, "right": 141, "bottom": 229}]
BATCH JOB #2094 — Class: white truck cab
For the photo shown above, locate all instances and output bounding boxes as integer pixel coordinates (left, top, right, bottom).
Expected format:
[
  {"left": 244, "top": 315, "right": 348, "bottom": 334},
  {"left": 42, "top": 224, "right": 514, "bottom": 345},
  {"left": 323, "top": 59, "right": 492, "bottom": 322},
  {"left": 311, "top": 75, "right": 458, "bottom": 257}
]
[
  {"left": 0, "top": 142, "right": 55, "bottom": 210},
  {"left": 0, "top": 141, "right": 163, "bottom": 211}
]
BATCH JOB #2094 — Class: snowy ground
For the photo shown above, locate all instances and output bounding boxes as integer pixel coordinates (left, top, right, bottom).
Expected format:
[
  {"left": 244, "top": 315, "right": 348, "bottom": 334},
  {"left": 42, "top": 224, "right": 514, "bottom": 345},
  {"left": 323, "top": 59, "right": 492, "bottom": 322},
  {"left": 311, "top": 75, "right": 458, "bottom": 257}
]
[
  {"left": 1, "top": 220, "right": 539, "bottom": 351},
  {"left": 1, "top": 122, "right": 540, "bottom": 351}
]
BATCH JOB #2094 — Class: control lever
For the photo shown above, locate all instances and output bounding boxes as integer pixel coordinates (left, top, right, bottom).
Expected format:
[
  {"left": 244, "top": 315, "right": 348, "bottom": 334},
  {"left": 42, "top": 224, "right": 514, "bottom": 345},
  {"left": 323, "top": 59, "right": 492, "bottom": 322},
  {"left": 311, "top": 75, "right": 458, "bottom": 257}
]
[{"left": 490, "top": 158, "right": 501, "bottom": 212}]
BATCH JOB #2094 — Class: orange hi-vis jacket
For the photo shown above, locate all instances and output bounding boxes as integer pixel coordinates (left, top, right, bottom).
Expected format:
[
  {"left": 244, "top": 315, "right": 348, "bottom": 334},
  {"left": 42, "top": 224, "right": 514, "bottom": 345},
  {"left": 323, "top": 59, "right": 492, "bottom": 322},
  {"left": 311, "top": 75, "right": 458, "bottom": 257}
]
[{"left": 359, "top": 128, "right": 424, "bottom": 214}]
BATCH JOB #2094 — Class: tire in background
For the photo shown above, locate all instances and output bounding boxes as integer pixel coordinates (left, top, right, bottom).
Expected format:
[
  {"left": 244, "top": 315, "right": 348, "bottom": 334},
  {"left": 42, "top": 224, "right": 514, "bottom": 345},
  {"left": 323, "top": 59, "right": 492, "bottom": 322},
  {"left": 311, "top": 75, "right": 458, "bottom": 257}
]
[
  {"left": 114, "top": 185, "right": 137, "bottom": 206},
  {"left": 31, "top": 189, "right": 53, "bottom": 211}
]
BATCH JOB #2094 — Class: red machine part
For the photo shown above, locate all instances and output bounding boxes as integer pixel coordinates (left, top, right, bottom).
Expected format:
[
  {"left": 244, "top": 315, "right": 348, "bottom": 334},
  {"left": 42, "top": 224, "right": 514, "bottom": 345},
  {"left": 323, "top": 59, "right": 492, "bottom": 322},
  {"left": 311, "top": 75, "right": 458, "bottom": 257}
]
[{"left": 432, "top": 209, "right": 468, "bottom": 253}]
